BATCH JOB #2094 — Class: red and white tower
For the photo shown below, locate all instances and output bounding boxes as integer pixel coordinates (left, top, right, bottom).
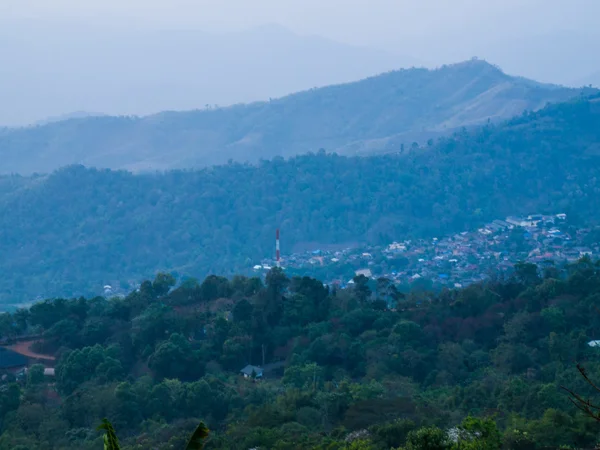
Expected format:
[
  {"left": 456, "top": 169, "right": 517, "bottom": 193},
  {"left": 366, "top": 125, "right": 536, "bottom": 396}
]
[{"left": 276, "top": 229, "right": 281, "bottom": 267}]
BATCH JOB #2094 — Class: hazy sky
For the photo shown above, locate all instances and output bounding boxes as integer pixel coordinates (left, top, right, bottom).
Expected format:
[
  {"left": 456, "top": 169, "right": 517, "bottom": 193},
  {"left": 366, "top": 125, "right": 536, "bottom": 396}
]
[
  {"left": 2, "top": 0, "right": 600, "bottom": 125},
  {"left": 3, "top": 0, "right": 599, "bottom": 47}
]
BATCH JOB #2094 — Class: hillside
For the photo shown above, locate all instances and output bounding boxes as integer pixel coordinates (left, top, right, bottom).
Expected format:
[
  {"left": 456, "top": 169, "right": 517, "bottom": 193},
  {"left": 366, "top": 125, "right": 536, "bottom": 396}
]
[
  {"left": 0, "top": 60, "right": 593, "bottom": 175},
  {"left": 0, "top": 94, "right": 599, "bottom": 303},
  {"left": 1, "top": 263, "right": 600, "bottom": 449}
]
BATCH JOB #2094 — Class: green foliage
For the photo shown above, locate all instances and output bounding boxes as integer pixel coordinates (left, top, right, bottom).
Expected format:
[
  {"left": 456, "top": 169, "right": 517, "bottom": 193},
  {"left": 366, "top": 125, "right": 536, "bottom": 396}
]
[
  {"left": 148, "top": 333, "right": 204, "bottom": 380},
  {"left": 451, "top": 416, "right": 502, "bottom": 449},
  {"left": 283, "top": 363, "right": 324, "bottom": 389},
  {"left": 184, "top": 422, "right": 209, "bottom": 450},
  {"left": 56, "top": 344, "right": 124, "bottom": 394},
  {"left": 399, "top": 426, "right": 450, "bottom": 450},
  {"left": 26, "top": 364, "right": 45, "bottom": 386},
  {"left": 98, "top": 419, "right": 120, "bottom": 450},
  {"left": 1, "top": 262, "right": 600, "bottom": 448}
]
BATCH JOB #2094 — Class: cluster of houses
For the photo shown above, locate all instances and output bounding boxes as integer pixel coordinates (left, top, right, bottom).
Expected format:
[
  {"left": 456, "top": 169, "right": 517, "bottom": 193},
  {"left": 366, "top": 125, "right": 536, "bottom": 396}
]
[{"left": 254, "top": 213, "right": 598, "bottom": 290}]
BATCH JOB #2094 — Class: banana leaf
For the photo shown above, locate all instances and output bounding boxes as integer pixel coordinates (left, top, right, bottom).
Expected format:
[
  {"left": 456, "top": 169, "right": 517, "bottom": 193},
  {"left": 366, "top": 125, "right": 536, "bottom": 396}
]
[
  {"left": 184, "top": 422, "right": 210, "bottom": 450},
  {"left": 97, "top": 419, "right": 121, "bottom": 450}
]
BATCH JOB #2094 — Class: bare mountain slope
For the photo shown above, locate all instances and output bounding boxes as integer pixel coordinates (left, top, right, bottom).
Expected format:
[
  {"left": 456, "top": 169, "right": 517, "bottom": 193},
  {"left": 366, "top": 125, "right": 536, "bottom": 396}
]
[{"left": 0, "top": 60, "right": 593, "bottom": 174}]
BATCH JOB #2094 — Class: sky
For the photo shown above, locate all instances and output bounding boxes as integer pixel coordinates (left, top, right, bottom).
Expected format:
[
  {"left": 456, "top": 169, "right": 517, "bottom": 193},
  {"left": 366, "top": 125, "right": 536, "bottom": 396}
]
[
  {"left": 1, "top": 0, "right": 599, "bottom": 125},
  {"left": 3, "top": 0, "right": 599, "bottom": 44}
]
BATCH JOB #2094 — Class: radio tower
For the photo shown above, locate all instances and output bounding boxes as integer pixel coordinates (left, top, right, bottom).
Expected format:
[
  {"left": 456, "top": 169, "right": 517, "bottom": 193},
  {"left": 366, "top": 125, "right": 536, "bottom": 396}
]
[{"left": 276, "top": 229, "right": 281, "bottom": 267}]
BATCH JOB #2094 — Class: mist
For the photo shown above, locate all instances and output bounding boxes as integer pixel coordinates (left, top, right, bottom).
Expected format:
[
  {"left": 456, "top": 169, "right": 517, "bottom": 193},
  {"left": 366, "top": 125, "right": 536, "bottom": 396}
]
[{"left": 1, "top": 0, "right": 599, "bottom": 125}]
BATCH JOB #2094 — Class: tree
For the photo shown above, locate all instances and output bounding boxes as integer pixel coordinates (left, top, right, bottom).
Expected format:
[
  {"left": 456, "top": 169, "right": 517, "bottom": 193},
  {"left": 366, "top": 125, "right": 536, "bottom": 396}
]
[
  {"left": 399, "top": 426, "right": 450, "bottom": 450},
  {"left": 256, "top": 268, "right": 289, "bottom": 326},
  {"left": 27, "top": 364, "right": 45, "bottom": 386},
  {"left": 97, "top": 418, "right": 209, "bottom": 449},
  {"left": 353, "top": 275, "right": 371, "bottom": 302},
  {"left": 0, "top": 383, "right": 21, "bottom": 421},
  {"left": 56, "top": 344, "right": 118, "bottom": 394},
  {"left": 153, "top": 272, "right": 177, "bottom": 297},
  {"left": 148, "top": 333, "right": 203, "bottom": 380},
  {"left": 562, "top": 363, "right": 600, "bottom": 422},
  {"left": 200, "top": 275, "right": 232, "bottom": 302},
  {"left": 376, "top": 277, "right": 404, "bottom": 308},
  {"left": 513, "top": 262, "right": 540, "bottom": 286},
  {"left": 282, "top": 363, "right": 323, "bottom": 389},
  {"left": 450, "top": 417, "right": 501, "bottom": 450},
  {"left": 232, "top": 299, "right": 254, "bottom": 323},
  {"left": 371, "top": 419, "right": 416, "bottom": 449}
]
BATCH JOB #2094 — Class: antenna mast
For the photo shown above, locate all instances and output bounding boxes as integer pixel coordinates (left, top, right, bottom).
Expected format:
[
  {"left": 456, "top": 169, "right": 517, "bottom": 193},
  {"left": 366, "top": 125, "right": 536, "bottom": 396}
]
[{"left": 276, "top": 229, "right": 281, "bottom": 267}]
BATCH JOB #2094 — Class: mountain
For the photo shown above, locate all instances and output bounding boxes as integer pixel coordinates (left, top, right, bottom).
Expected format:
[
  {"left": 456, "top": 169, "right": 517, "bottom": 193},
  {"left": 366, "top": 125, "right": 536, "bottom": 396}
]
[
  {"left": 391, "top": 29, "right": 600, "bottom": 86},
  {"left": 0, "top": 60, "right": 593, "bottom": 175},
  {"left": 469, "top": 30, "right": 600, "bottom": 86},
  {"left": 0, "top": 93, "right": 599, "bottom": 303},
  {"left": 33, "top": 111, "right": 106, "bottom": 126},
  {"left": 0, "top": 21, "right": 418, "bottom": 126}
]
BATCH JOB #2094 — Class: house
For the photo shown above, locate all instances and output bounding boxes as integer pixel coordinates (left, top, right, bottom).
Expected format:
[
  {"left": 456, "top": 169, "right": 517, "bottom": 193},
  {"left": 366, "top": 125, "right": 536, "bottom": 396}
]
[
  {"left": 16, "top": 366, "right": 56, "bottom": 378},
  {"left": 386, "top": 242, "right": 406, "bottom": 252},
  {"left": 0, "top": 348, "right": 28, "bottom": 374},
  {"left": 240, "top": 365, "right": 263, "bottom": 379},
  {"left": 493, "top": 219, "right": 512, "bottom": 230},
  {"left": 575, "top": 247, "right": 593, "bottom": 257},
  {"left": 355, "top": 269, "right": 373, "bottom": 278},
  {"left": 506, "top": 216, "right": 538, "bottom": 228},
  {"left": 527, "top": 214, "right": 543, "bottom": 221}
]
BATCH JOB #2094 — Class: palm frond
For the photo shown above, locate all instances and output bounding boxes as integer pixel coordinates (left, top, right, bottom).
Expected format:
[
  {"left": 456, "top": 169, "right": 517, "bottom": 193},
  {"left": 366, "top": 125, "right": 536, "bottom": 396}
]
[
  {"left": 184, "top": 422, "right": 210, "bottom": 450},
  {"left": 97, "top": 418, "right": 121, "bottom": 450}
]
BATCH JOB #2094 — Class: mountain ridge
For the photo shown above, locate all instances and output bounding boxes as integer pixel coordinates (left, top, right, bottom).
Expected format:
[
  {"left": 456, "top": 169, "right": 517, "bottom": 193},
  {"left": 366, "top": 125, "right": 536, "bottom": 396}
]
[{"left": 0, "top": 60, "right": 594, "bottom": 175}]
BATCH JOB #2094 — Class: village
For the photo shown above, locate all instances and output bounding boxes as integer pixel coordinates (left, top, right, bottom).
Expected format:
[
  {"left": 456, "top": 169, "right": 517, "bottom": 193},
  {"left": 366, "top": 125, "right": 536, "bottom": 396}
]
[
  {"left": 255, "top": 213, "right": 599, "bottom": 290},
  {"left": 0, "top": 212, "right": 598, "bottom": 393}
]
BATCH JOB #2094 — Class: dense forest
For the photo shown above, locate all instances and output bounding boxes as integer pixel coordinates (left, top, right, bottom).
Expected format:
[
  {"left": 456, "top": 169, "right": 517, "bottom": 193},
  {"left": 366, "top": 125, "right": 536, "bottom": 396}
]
[
  {"left": 0, "top": 60, "right": 593, "bottom": 174},
  {"left": 1, "top": 258, "right": 600, "bottom": 448},
  {"left": 1, "top": 93, "right": 600, "bottom": 303}
]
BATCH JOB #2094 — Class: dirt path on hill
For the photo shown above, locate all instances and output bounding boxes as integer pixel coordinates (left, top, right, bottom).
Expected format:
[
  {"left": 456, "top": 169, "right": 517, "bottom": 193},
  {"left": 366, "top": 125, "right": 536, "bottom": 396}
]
[{"left": 3, "top": 340, "right": 55, "bottom": 361}]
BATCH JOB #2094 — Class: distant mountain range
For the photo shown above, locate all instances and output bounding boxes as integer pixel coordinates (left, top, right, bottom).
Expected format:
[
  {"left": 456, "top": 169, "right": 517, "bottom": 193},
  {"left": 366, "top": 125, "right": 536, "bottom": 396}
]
[
  {"left": 0, "top": 92, "right": 599, "bottom": 302},
  {"left": 33, "top": 111, "right": 107, "bottom": 126},
  {"left": 0, "top": 22, "right": 418, "bottom": 126},
  {"left": 0, "top": 60, "right": 594, "bottom": 175}
]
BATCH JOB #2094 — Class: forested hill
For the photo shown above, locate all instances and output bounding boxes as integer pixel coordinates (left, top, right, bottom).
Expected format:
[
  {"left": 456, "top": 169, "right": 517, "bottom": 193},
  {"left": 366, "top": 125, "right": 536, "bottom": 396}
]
[
  {"left": 0, "top": 60, "right": 593, "bottom": 175},
  {"left": 2, "top": 262, "right": 600, "bottom": 448},
  {"left": 0, "top": 94, "right": 599, "bottom": 303}
]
